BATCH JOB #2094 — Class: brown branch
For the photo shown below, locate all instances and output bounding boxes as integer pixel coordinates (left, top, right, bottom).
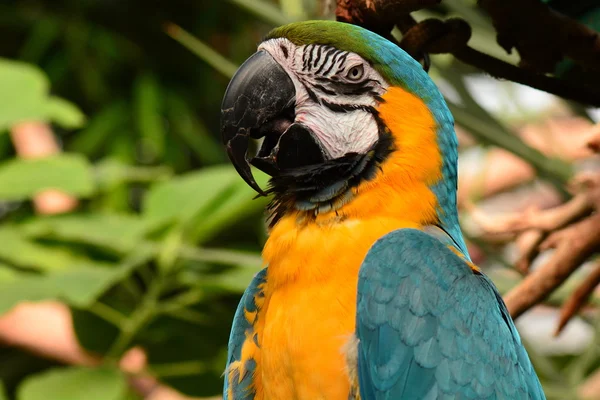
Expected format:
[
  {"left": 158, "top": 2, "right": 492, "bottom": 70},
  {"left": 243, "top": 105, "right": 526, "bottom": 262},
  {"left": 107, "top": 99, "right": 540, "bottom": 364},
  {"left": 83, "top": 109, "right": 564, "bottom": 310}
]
[
  {"left": 514, "top": 229, "right": 544, "bottom": 274},
  {"left": 335, "top": 0, "right": 600, "bottom": 105},
  {"left": 555, "top": 262, "right": 600, "bottom": 336},
  {"left": 470, "top": 127, "right": 600, "bottom": 326},
  {"left": 472, "top": 193, "right": 593, "bottom": 234},
  {"left": 504, "top": 213, "right": 600, "bottom": 319},
  {"left": 588, "top": 125, "right": 600, "bottom": 153},
  {"left": 572, "top": 172, "right": 600, "bottom": 209},
  {"left": 579, "top": 367, "right": 600, "bottom": 400},
  {"left": 478, "top": 0, "right": 600, "bottom": 73},
  {"left": 453, "top": 46, "right": 600, "bottom": 106},
  {"left": 336, "top": 0, "right": 441, "bottom": 35}
]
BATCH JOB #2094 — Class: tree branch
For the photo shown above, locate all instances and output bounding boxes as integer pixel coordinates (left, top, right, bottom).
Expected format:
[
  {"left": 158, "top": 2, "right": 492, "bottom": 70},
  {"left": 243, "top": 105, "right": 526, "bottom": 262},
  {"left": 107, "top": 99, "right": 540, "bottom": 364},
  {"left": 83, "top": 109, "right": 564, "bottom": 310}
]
[
  {"left": 472, "top": 126, "right": 600, "bottom": 327},
  {"left": 335, "top": 0, "right": 600, "bottom": 105},
  {"left": 504, "top": 213, "right": 600, "bottom": 319},
  {"left": 556, "top": 262, "right": 600, "bottom": 335},
  {"left": 478, "top": 0, "right": 600, "bottom": 73}
]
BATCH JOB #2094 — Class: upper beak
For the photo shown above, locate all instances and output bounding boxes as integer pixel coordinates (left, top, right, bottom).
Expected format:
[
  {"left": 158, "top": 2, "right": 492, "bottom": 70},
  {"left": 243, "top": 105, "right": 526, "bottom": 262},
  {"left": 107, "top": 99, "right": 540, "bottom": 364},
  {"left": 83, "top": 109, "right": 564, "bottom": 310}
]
[{"left": 221, "top": 50, "right": 296, "bottom": 196}]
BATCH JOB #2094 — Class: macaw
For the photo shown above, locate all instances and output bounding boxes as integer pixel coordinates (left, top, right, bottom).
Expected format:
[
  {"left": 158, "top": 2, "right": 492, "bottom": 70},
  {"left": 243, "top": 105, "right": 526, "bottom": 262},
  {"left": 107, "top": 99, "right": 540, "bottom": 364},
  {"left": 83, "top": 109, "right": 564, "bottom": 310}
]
[{"left": 220, "top": 20, "right": 546, "bottom": 400}]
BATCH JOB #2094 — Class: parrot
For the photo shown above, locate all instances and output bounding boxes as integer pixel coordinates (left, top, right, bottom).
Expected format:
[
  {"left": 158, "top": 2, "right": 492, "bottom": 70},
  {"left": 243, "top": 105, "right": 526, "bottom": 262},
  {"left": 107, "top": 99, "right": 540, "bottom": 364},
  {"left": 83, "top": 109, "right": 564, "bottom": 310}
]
[{"left": 220, "top": 20, "right": 546, "bottom": 400}]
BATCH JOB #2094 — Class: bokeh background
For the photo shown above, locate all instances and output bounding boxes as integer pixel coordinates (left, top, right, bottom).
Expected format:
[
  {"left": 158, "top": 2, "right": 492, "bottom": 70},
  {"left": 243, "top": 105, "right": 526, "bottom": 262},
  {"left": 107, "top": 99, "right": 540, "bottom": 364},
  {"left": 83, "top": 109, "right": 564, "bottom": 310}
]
[{"left": 0, "top": 0, "right": 599, "bottom": 399}]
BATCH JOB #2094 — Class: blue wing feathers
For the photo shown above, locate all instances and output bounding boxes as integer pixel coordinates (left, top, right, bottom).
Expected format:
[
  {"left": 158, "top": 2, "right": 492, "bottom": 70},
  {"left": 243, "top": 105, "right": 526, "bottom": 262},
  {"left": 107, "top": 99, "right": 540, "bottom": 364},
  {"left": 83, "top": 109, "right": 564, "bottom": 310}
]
[
  {"left": 356, "top": 228, "right": 545, "bottom": 399},
  {"left": 223, "top": 268, "right": 267, "bottom": 400}
]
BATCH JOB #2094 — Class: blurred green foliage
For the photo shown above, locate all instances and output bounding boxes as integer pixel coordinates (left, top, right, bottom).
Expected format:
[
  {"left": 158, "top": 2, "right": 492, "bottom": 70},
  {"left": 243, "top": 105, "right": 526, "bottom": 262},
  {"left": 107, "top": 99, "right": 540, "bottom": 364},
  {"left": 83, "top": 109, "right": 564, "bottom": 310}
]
[
  {"left": 0, "top": 0, "right": 595, "bottom": 399},
  {"left": 0, "top": 0, "right": 308, "bottom": 398}
]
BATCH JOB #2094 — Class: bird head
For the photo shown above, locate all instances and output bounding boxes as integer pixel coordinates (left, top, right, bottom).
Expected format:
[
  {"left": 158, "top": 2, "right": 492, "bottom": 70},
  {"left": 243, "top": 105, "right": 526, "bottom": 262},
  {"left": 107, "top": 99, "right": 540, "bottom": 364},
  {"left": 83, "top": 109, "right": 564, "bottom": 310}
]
[{"left": 221, "top": 21, "right": 463, "bottom": 249}]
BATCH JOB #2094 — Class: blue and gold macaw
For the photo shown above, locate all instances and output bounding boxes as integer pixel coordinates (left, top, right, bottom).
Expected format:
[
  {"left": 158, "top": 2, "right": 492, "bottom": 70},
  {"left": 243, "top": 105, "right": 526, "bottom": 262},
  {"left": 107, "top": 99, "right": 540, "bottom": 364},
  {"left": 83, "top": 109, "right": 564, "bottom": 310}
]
[{"left": 220, "top": 20, "right": 546, "bottom": 399}]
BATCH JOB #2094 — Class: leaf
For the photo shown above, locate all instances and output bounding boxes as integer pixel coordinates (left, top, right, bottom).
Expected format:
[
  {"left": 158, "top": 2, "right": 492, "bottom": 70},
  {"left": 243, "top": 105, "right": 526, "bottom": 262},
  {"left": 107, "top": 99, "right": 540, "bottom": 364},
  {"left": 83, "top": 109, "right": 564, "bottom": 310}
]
[
  {"left": 95, "top": 158, "right": 172, "bottom": 192},
  {"left": 44, "top": 97, "right": 86, "bottom": 129},
  {"left": 0, "top": 154, "right": 94, "bottom": 200},
  {"left": 119, "top": 390, "right": 142, "bottom": 400},
  {"left": 203, "top": 264, "right": 263, "bottom": 292},
  {"left": 0, "top": 268, "right": 116, "bottom": 314},
  {"left": 144, "top": 166, "right": 270, "bottom": 243},
  {"left": 17, "top": 367, "right": 127, "bottom": 400},
  {"left": 0, "top": 264, "right": 18, "bottom": 282},
  {"left": 190, "top": 172, "right": 270, "bottom": 243},
  {"left": 72, "top": 248, "right": 157, "bottom": 355},
  {"left": 0, "top": 228, "right": 109, "bottom": 271},
  {"left": 0, "top": 58, "right": 85, "bottom": 131},
  {"left": 0, "top": 346, "right": 58, "bottom": 399},
  {"left": 21, "top": 213, "right": 165, "bottom": 253},
  {"left": 0, "top": 246, "right": 156, "bottom": 314},
  {"left": 179, "top": 246, "right": 263, "bottom": 268},
  {"left": 134, "top": 73, "right": 165, "bottom": 162},
  {"left": 143, "top": 165, "right": 239, "bottom": 223},
  {"left": 0, "top": 381, "right": 7, "bottom": 400}
]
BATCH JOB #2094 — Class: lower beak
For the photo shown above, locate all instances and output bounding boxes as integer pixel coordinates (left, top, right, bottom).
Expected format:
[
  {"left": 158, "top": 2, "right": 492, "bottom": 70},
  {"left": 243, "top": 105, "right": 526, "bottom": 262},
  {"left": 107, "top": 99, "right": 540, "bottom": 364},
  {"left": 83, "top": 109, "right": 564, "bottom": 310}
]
[{"left": 221, "top": 50, "right": 325, "bottom": 195}]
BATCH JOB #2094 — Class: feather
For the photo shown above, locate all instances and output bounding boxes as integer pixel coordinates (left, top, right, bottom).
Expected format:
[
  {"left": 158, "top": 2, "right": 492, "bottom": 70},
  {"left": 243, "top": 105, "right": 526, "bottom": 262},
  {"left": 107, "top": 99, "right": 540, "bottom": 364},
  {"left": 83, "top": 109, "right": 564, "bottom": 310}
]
[
  {"left": 355, "top": 229, "right": 546, "bottom": 399},
  {"left": 223, "top": 269, "right": 267, "bottom": 400}
]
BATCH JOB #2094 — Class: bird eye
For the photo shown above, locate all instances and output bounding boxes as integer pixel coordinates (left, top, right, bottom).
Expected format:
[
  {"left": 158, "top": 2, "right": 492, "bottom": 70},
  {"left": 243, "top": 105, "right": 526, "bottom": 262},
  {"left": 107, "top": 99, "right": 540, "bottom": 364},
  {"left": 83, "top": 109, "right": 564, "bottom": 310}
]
[{"left": 346, "top": 65, "right": 364, "bottom": 81}]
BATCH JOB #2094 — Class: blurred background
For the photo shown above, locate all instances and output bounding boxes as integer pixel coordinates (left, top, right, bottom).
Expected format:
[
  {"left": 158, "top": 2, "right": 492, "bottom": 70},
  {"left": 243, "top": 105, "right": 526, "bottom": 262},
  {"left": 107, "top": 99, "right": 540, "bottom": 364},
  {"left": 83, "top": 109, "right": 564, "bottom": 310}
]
[{"left": 0, "top": 0, "right": 599, "bottom": 399}]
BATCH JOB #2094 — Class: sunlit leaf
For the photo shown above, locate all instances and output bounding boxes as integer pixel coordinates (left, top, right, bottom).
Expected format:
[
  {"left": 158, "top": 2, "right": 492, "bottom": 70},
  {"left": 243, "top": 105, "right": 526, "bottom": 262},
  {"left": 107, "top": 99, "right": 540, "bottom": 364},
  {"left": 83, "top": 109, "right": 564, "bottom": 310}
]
[
  {"left": 21, "top": 213, "right": 166, "bottom": 253},
  {"left": 95, "top": 158, "right": 172, "bottom": 192},
  {"left": 0, "top": 268, "right": 114, "bottom": 314},
  {"left": 0, "top": 246, "right": 155, "bottom": 314},
  {"left": 0, "top": 228, "right": 109, "bottom": 271},
  {"left": 17, "top": 367, "right": 127, "bottom": 400},
  {"left": 44, "top": 97, "right": 86, "bottom": 129},
  {"left": 0, "top": 264, "right": 19, "bottom": 282},
  {"left": 203, "top": 264, "right": 263, "bottom": 293},
  {"left": 143, "top": 165, "right": 239, "bottom": 223},
  {"left": 0, "top": 154, "right": 94, "bottom": 200},
  {"left": 143, "top": 165, "right": 270, "bottom": 243},
  {"left": 0, "top": 58, "right": 85, "bottom": 131},
  {"left": 191, "top": 172, "right": 270, "bottom": 243}
]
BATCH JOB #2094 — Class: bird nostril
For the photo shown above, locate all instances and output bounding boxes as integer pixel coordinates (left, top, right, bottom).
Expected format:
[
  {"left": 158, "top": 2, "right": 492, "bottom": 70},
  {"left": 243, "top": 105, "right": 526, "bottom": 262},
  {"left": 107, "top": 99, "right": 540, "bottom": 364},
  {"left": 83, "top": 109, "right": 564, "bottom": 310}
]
[
  {"left": 252, "top": 117, "right": 293, "bottom": 140},
  {"left": 252, "top": 107, "right": 295, "bottom": 138}
]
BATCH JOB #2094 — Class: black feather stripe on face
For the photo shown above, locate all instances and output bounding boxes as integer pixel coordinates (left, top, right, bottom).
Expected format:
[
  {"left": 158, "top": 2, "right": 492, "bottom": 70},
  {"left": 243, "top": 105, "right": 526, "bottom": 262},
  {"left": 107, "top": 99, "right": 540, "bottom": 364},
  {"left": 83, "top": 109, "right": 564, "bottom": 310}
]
[
  {"left": 315, "top": 47, "right": 337, "bottom": 75},
  {"left": 322, "top": 50, "right": 344, "bottom": 76}
]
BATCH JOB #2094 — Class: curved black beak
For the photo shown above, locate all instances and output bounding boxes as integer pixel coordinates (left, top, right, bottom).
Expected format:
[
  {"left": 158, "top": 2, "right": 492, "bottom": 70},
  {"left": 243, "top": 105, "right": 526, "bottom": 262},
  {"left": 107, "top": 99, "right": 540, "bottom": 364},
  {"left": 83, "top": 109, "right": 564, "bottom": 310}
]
[{"left": 221, "top": 51, "right": 296, "bottom": 196}]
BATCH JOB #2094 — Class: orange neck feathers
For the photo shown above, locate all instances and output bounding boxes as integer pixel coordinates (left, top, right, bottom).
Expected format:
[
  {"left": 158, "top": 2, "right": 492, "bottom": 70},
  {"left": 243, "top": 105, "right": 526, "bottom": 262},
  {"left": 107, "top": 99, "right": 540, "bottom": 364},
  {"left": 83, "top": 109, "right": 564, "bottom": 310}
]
[
  {"left": 262, "top": 87, "right": 446, "bottom": 289},
  {"left": 271, "top": 86, "right": 444, "bottom": 229}
]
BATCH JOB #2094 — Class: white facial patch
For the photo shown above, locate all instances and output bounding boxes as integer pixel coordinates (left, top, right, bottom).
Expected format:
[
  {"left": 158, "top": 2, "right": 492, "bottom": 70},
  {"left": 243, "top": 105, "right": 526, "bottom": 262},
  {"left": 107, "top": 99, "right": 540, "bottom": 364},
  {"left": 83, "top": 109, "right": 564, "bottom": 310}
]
[{"left": 259, "top": 38, "right": 389, "bottom": 159}]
